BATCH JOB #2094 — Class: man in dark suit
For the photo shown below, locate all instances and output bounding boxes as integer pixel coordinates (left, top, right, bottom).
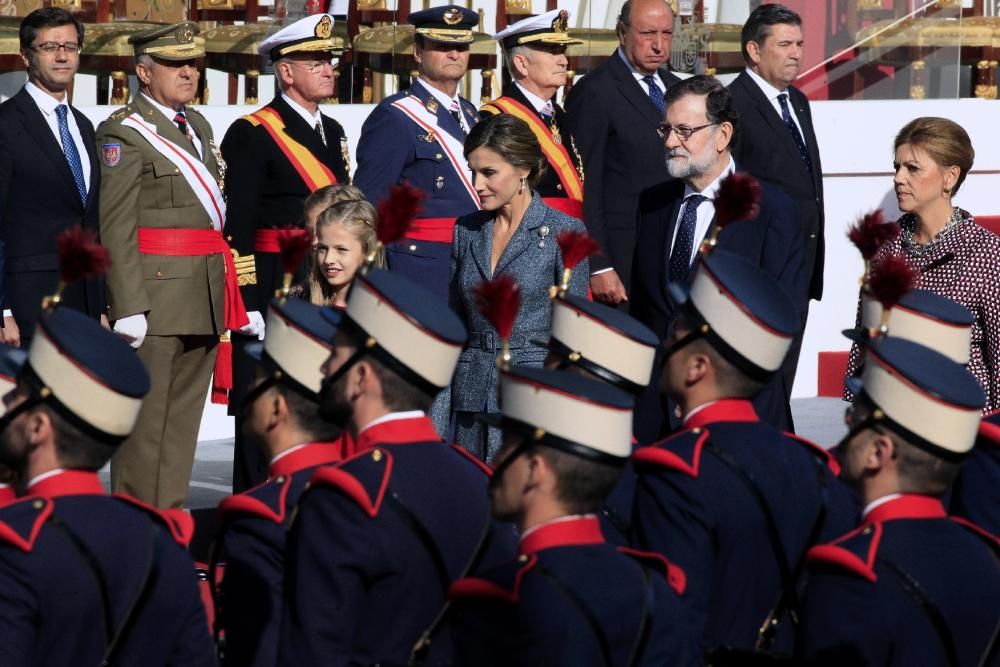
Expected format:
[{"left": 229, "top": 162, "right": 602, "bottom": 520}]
[
  {"left": 630, "top": 75, "right": 806, "bottom": 440},
  {"left": 221, "top": 13, "right": 351, "bottom": 491},
  {"left": 0, "top": 8, "right": 106, "bottom": 346},
  {"left": 482, "top": 9, "right": 584, "bottom": 219},
  {"left": 729, "top": 4, "right": 823, "bottom": 409},
  {"left": 564, "top": 0, "right": 679, "bottom": 305}
]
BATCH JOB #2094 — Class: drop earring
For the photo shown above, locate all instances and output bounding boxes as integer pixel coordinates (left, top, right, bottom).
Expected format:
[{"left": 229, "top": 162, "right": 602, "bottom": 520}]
[{"left": 519, "top": 176, "right": 526, "bottom": 194}]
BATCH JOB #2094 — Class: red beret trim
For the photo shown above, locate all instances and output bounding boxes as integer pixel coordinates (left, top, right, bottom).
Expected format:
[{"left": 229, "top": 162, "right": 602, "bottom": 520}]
[
  {"left": 632, "top": 429, "right": 710, "bottom": 478},
  {"left": 309, "top": 448, "right": 393, "bottom": 518}
]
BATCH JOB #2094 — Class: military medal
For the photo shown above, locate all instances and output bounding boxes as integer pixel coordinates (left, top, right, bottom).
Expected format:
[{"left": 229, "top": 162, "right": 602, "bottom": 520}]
[{"left": 550, "top": 121, "right": 562, "bottom": 145}]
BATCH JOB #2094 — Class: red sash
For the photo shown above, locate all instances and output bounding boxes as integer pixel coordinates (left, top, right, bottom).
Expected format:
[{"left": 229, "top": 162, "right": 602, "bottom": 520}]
[
  {"left": 406, "top": 218, "right": 456, "bottom": 244},
  {"left": 254, "top": 229, "right": 282, "bottom": 253},
  {"left": 542, "top": 197, "right": 584, "bottom": 220},
  {"left": 243, "top": 107, "right": 337, "bottom": 192},
  {"left": 481, "top": 97, "right": 584, "bottom": 203},
  {"left": 137, "top": 228, "right": 250, "bottom": 404}
]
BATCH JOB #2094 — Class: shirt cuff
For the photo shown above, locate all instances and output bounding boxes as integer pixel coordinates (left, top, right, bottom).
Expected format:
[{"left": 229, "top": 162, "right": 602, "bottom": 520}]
[
  {"left": 590, "top": 267, "right": 614, "bottom": 276},
  {"left": 2, "top": 310, "right": 11, "bottom": 319}
]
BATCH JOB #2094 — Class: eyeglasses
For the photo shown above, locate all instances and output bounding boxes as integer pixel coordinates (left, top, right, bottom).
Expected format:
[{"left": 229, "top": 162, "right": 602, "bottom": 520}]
[
  {"left": 289, "top": 58, "right": 336, "bottom": 74},
  {"left": 656, "top": 122, "right": 717, "bottom": 140},
  {"left": 30, "top": 42, "right": 81, "bottom": 54}
]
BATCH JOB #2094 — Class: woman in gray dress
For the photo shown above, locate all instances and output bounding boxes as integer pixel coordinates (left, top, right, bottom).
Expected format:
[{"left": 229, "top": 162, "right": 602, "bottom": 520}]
[{"left": 448, "top": 114, "right": 588, "bottom": 461}]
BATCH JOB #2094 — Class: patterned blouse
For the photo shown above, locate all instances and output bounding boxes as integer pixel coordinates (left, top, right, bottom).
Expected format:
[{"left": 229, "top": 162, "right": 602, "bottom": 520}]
[{"left": 845, "top": 208, "right": 1000, "bottom": 412}]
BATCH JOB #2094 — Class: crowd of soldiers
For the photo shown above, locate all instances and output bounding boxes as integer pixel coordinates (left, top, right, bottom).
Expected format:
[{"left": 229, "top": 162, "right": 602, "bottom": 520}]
[{"left": 0, "top": 2, "right": 994, "bottom": 666}]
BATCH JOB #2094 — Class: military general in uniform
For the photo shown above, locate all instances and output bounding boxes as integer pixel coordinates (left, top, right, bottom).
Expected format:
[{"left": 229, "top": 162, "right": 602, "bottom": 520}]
[
  {"left": 222, "top": 13, "right": 351, "bottom": 491},
  {"left": 98, "top": 22, "right": 252, "bottom": 508},
  {"left": 483, "top": 9, "right": 584, "bottom": 220},
  {"left": 353, "top": 5, "right": 481, "bottom": 300}
]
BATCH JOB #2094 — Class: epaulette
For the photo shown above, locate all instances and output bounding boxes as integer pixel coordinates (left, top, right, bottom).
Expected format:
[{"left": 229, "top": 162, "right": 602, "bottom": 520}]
[
  {"left": 448, "top": 553, "right": 539, "bottom": 604},
  {"left": 450, "top": 444, "right": 493, "bottom": 477},
  {"left": 783, "top": 431, "right": 842, "bottom": 476},
  {"left": 113, "top": 494, "right": 195, "bottom": 547},
  {"left": 308, "top": 447, "right": 392, "bottom": 517},
  {"left": 631, "top": 428, "right": 711, "bottom": 478},
  {"left": 107, "top": 105, "right": 133, "bottom": 122},
  {"left": 617, "top": 546, "right": 687, "bottom": 596},
  {"left": 0, "top": 497, "right": 52, "bottom": 553},
  {"left": 805, "top": 522, "right": 882, "bottom": 583},
  {"left": 218, "top": 476, "right": 293, "bottom": 525}
]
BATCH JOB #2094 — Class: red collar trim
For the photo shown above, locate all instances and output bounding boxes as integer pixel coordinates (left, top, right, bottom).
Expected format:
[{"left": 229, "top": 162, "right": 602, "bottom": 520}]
[
  {"left": 863, "top": 495, "right": 947, "bottom": 525},
  {"left": 355, "top": 416, "right": 441, "bottom": 452},
  {"left": 684, "top": 399, "right": 759, "bottom": 429},
  {"left": 519, "top": 516, "right": 605, "bottom": 556},
  {"left": 269, "top": 441, "right": 344, "bottom": 479},
  {"left": 28, "top": 470, "right": 104, "bottom": 499}
]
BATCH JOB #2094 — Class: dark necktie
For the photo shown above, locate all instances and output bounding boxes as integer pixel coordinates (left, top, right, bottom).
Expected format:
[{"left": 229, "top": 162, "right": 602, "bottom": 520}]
[
  {"left": 642, "top": 75, "right": 665, "bottom": 115},
  {"left": 668, "top": 194, "right": 707, "bottom": 285},
  {"left": 777, "top": 93, "right": 812, "bottom": 173},
  {"left": 173, "top": 112, "right": 197, "bottom": 152},
  {"left": 55, "top": 105, "right": 87, "bottom": 206}
]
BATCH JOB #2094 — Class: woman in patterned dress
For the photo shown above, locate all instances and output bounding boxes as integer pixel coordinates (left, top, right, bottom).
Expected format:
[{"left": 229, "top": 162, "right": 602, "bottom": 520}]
[{"left": 845, "top": 117, "right": 1000, "bottom": 411}]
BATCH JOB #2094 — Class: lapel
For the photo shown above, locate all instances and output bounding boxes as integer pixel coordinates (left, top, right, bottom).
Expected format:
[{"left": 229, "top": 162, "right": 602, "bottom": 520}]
[
  {"left": 410, "top": 80, "right": 466, "bottom": 145},
  {"left": 661, "top": 195, "right": 684, "bottom": 300},
  {"left": 609, "top": 49, "right": 663, "bottom": 126},
  {"left": 70, "top": 106, "right": 99, "bottom": 206},
  {"left": 271, "top": 95, "right": 329, "bottom": 160},
  {"left": 789, "top": 86, "right": 822, "bottom": 190},
  {"left": 494, "top": 194, "right": 546, "bottom": 277},
  {"left": 735, "top": 71, "right": 803, "bottom": 163},
  {"left": 14, "top": 89, "right": 82, "bottom": 207},
  {"left": 134, "top": 94, "right": 200, "bottom": 161},
  {"left": 184, "top": 109, "right": 218, "bottom": 176}
]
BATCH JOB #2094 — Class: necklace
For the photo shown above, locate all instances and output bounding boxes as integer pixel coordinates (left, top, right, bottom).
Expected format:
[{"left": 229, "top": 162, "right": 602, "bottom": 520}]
[{"left": 902, "top": 207, "right": 962, "bottom": 257}]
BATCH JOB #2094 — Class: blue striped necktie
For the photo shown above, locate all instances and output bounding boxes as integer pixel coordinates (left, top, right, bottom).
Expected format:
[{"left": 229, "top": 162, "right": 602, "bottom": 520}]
[{"left": 56, "top": 105, "right": 87, "bottom": 206}]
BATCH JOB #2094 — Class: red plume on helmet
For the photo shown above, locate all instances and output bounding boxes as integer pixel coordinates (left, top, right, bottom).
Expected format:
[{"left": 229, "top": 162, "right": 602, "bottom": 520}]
[
  {"left": 702, "top": 172, "right": 762, "bottom": 252},
  {"left": 554, "top": 230, "right": 600, "bottom": 296},
  {"left": 847, "top": 210, "right": 900, "bottom": 284},
  {"left": 45, "top": 225, "right": 111, "bottom": 310},
  {"left": 868, "top": 255, "right": 916, "bottom": 311},
  {"left": 276, "top": 227, "right": 313, "bottom": 298},
  {"left": 473, "top": 274, "right": 521, "bottom": 368},
  {"left": 377, "top": 182, "right": 425, "bottom": 246}
]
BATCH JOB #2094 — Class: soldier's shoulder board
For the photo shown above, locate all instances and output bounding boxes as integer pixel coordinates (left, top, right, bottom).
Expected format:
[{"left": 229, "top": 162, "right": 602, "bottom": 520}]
[
  {"left": 113, "top": 493, "right": 195, "bottom": 547},
  {"left": 806, "top": 523, "right": 881, "bottom": 583},
  {"left": 632, "top": 427, "right": 711, "bottom": 478},
  {"left": 307, "top": 448, "right": 392, "bottom": 517},
  {"left": 448, "top": 554, "right": 539, "bottom": 604},
  {"left": 218, "top": 476, "right": 293, "bottom": 525},
  {"left": 0, "top": 496, "right": 52, "bottom": 553},
  {"left": 617, "top": 546, "right": 687, "bottom": 595}
]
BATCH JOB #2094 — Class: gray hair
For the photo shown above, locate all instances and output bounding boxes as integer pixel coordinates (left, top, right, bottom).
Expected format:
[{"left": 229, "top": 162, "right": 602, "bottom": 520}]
[{"left": 502, "top": 45, "right": 534, "bottom": 79}]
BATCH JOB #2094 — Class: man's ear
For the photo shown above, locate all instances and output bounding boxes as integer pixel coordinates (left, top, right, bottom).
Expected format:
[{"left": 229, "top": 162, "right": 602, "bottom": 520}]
[
  {"left": 685, "top": 350, "right": 711, "bottom": 386},
  {"left": 866, "top": 432, "right": 898, "bottom": 473},
  {"left": 745, "top": 40, "right": 761, "bottom": 66}
]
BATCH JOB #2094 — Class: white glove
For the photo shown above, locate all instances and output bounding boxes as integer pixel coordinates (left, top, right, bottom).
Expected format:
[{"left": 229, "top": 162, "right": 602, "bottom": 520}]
[
  {"left": 113, "top": 313, "right": 148, "bottom": 349},
  {"left": 238, "top": 310, "right": 266, "bottom": 340}
]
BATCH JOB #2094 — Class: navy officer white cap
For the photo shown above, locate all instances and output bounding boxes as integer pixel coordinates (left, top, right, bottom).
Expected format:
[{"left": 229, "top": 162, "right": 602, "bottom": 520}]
[
  {"left": 259, "top": 13, "right": 342, "bottom": 60},
  {"left": 494, "top": 9, "right": 583, "bottom": 47}
]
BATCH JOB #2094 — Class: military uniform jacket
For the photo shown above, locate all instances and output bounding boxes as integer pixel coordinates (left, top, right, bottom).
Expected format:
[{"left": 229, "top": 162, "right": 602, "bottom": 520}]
[
  {"left": 449, "top": 515, "right": 700, "bottom": 666},
  {"left": 802, "top": 495, "right": 1000, "bottom": 666},
  {"left": 278, "top": 414, "right": 517, "bottom": 666},
  {"left": 97, "top": 94, "right": 225, "bottom": 335},
  {"left": 479, "top": 84, "right": 583, "bottom": 203},
  {"left": 354, "top": 79, "right": 480, "bottom": 221},
  {"left": 949, "top": 435, "right": 1000, "bottom": 536},
  {"left": 630, "top": 399, "right": 858, "bottom": 654},
  {"left": 214, "top": 441, "right": 344, "bottom": 667},
  {"left": 0, "top": 471, "right": 216, "bottom": 666},
  {"left": 220, "top": 95, "right": 350, "bottom": 312}
]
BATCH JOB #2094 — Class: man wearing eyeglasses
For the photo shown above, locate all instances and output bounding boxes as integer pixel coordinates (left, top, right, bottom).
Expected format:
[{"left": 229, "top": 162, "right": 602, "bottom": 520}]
[
  {"left": 629, "top": 74, "right": 807, "bottom": 441},
  {"left": 220, "top": 14, "right": 351, "bottom": 492},
  {"left": 0, "top": 8, "right": 107, "bottom": 348}
]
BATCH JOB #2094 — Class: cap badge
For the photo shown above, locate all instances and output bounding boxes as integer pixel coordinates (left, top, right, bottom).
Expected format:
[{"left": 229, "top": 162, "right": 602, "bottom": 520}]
[
  {"left": 552, "top": 10, "right": 569, "bottom": 33},
  {"left": 443, "top": 8, "right": 462, "bottom": 25},
  {"left": 176, "top": 25, "right": 194, "bottom": 44},
  {"left": 315, "top": 14, "right": 333, "bottom": 39}
]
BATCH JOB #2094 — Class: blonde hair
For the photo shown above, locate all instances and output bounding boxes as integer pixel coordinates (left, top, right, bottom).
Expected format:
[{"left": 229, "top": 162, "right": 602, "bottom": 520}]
[
  {"left": 894, "top": 117, "right": 974, "bottom": 196},
  {"left": 304, "top": 183, "right": 366, "bottom": 217},
  {"left": 306, "top": 199, "right": 384, "bottom": 306}
]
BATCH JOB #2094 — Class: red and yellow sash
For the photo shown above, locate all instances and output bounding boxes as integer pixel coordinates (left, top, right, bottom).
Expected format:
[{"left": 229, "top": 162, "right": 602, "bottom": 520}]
[
  {"left": 243, "top": 107, "right": 337, "bottom": 192},
  {"left": 481, "top": 97, "right": 583, "bottom": 202}
]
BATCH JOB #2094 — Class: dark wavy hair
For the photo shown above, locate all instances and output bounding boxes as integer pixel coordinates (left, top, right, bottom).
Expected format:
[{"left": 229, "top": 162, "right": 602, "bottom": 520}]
[
  {"left": 662, "top": 74, "right": 740, "bottom": 148},
  {"left": 740, "top": 3, "right": 801, "bottom": 63},
  {"left": 19, "top": 7, "right": 83, "bottom": 51},
  {"left": 464, "top": 113, "right": 547, "bottom": 189}
]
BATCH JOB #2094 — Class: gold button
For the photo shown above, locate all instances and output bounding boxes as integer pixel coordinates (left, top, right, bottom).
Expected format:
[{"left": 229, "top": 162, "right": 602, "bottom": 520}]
[
  {"left": 556, "top": 184, "right": 563, "bottom": 190},
  {"left": 372, "top": 449, "right": 383, "bottom": 462},
  {"left": 32, "top": 499, "right": 44, "bottom": 510},
  {"left": 435, "top": 153, "right": 443, "bottom": 159},
  {"left": 518, "top": 554, "right": 528, "bottom": 562},
  {"left": 155, "top": 270, "right": 163, "bottom": 278},
  {"left": 862, "top": 525, "right": 873, "bottom": 535},
  {"left": 275, "top": 475, "right": 286, "bottom": 484},
  {"left": 692, "top": 427, "right": 701, "bottom": 434},
  {"left": 174, "top": 168, "right": 180, "bottom": 174}
]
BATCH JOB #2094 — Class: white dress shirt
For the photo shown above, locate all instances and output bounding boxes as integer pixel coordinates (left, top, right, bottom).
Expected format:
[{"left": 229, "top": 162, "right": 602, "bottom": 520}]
[
  {"left": 513, "top": 81, "right": 550, "bottom": 113},
  {"left": 141, "top": 92, "right": 202, "bottom": 158},
  {"left": 744, "top": 67, "right": 806, "bottom": 139},
  {"left": 281, "top": 91, "right": 327, "bottom": 143},
  {"left": 617, "top": 47, "right": 666, "bottom": 95},
  {"left": 25, "top": 81, "right": 91, "bottom": 190},
  {"left": 670, "top": 157, "right": 737, "bottom": 268}
]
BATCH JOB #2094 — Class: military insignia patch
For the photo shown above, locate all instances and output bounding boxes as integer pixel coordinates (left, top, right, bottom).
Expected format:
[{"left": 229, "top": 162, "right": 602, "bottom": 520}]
[
  {"left": 102, "top": 143, "right": 121, "bottom": 167},
  {"left": 443, "top": 8, "right": 462, "bottom": 25},
  {"left": 426, "top": 98, "right": 439, "bottom": 114},
  {"left": 177, "top": 25, "right": 194, "bottom": 44},
  {"left": 315, "top": 15, "right": 333, "bottom": 39}
]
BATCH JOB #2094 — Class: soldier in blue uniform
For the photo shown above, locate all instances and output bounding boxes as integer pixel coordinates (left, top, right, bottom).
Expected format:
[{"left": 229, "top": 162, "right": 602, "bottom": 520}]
[
  {"left": 542, "top": 288, "right": 659, "bottom": 545},
  {"left": 449, "top": 366, "right": 699, "bottom": 666},
  {"left": 353, "top": 5, "right": 481, "bottom": 300},
  {"left": 0, "top": 306, "right": 216, "bottom": 666},
  {"left": 802, "top": 338, "right": 1000, "bottom": 666},
  {"left": 631, "top": 250, "right": 857, "bottom": 658},
  {"left": 950, "top": 412, "right": 1000, "bottom": 536},
  {"left": 212, "top": 298, "right": 344, "bottom": 667},
  {"left": 278, "top": 267, "right": 516, "bottom": 666}
]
